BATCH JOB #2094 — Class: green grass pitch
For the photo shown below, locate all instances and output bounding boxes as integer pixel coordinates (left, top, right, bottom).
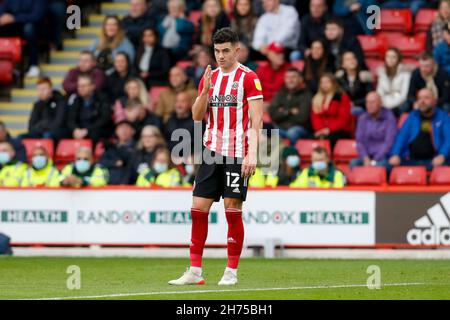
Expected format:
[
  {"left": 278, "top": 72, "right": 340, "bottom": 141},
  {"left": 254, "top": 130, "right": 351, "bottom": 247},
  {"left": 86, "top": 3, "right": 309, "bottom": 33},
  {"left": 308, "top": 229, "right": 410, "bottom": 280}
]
[{"left": 0, "top": 257, "right": 449, "bottom": 300}]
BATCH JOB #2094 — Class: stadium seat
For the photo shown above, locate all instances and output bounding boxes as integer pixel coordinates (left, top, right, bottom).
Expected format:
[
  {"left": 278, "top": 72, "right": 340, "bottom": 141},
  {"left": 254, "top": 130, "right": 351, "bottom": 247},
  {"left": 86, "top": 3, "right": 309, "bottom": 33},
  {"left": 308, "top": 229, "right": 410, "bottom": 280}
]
[
  {"left": 357, "top": 34, "right": 388, "bottom": 59},
  {"left": 295, "top": 139, "right": 331, "bottom": 163},
  {"left": 390, "top": 34, "right": 426, "bottom": 58},
  {"left": 291, "top": 60, "right": 305, "bottom": 71},
  {"left": 336, "top": 163, "right": 351, "bottom": 179},
  {"left": 380, "top": 9, "right": 413, "bottom": 33},
  {"left": 149, "top": 86, "right": 168, "bottom": 110},
  {"left": 94, "top": 141, "right": 105, "bottom": 161},
  {"left": 398, "top": 113, "right": 409, "bottom": 128},
  {"left": 349, "top": 167, "right": 387, "bottom": 185},
  {"left": 55, "top": 139, "right": 93, "bottom": 166},
  {"left": 365, "top": 58, "right": 384, "bottom": 78},
  {"left": 0, "top": 37, "right": 22, "bottom": 64},
  {"left": 414, "top": 9, "right": 438, "bottom": 33},
  {"left": 430, "top": 166, "right": 450, "bottom": 185},
  {"left": 21, "top": 139, "right": 54, "bottom": 161},
  {"left": 176, "top": 60, "right": 194, "bottom": 69},
  {"left": 0, "top": 60, "right": 13, "bottom": 85},
  {"left": 403, "top": 57, "right": 420, "bottom": 68},
  {"left": 188, "top": 10, "right": 202, "bottom": 28},
  {"left": 389, "top": 166, "right": 427, "bottom": 185},
  {"left": 333, "top": 139, "right": 358, "bottom": 163}
]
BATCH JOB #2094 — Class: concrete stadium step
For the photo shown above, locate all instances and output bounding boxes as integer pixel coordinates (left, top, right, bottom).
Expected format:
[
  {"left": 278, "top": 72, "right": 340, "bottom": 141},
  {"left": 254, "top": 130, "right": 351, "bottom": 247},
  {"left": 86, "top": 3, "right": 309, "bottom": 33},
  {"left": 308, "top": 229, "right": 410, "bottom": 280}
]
[
  {"left": 114, "top": 0, "right": 130, "bottom": 3},
  {"left": 89, "top": 14, "right": 106, "bottom": 27},
  {"left": 0, "top": 103, "right": 32, "bottom": 116},
  {"left": 76, "top": 26, "right": 101, "bottom": 39},
  {"left": 24, "top": 76, "right": 63, "bottom": 90},
  {"left": 101, "top": 2, "right": 130, "bottom": 15},
  {"left": 11, "top": 89, "right": 38, "bottom": 103},
  {"left": 50, "top": 51, "right": 80, "bottom": 65},
  {"left": 6, "top": 128, "right": 27, "bottom": 136},
  {"left": 40, "top": 64, "right": 73, "bottom": 77},
  {"left": 63, "top": 39, "right": 94, "bottom": 51},
  {"left": 0, "top": 115, "right": 29, "bottom": 123}
]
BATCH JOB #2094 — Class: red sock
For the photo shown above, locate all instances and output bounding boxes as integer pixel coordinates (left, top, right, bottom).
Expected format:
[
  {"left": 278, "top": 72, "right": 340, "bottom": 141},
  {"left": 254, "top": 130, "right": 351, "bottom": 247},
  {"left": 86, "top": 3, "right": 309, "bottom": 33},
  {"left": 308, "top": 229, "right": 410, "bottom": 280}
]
[
  {"left": 225, "top": 208, "right": 244, "bottom": 269},
  {"left": 190, "top": 208, "right": 209, "bottom": 267}
]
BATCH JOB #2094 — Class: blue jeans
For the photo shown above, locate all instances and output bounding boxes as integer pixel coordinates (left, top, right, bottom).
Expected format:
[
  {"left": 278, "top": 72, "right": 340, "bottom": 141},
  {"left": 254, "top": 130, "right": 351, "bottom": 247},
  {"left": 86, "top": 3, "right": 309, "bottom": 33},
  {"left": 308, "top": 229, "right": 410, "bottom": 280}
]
[
  {"left": 350, "top": 158, "right": 389, "bottom": 170},
  {"left": 381, "top": 0, "right": 429, "bottom": 16},
  {"left": 278, "top": 125, "right": 311, "bottom": 145}
]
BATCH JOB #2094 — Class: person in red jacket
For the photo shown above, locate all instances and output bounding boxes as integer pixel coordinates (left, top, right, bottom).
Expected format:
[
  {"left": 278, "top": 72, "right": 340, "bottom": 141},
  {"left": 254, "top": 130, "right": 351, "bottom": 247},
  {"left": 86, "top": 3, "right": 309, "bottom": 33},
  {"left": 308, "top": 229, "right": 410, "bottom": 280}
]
[
  {"left": 311, "top": 73, "right": 353, "bottom": 148},
  {"left": 256, "top": 42, "right": 292, "bottom": 103}
]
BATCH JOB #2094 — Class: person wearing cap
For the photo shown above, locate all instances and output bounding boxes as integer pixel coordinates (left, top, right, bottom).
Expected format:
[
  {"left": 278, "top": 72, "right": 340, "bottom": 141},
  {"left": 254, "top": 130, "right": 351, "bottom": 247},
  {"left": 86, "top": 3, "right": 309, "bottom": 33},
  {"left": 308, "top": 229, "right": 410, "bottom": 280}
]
[
  {"left": 256, "top": 42, "right": 292, "bottom": 103},
  {"left": 98, "top": 120, "right": 137, "bottom": 185},
  {"left": 60, "top": 147, "right": 109, "bottom": 188},
  {"left": 252, "top": 0, "right": 300, "bottom": 55},
  {"left": 0, "top": 141, "right": 27, "bottom": 187},
  {"left": 290, "top": 146, "right": 345, "bottom": 188},
  {"left": 21, "top": 146, "right": 60, "bottom": 187},
  {"left": 433, "top": 22, "right": 450, "bottom": 75}
]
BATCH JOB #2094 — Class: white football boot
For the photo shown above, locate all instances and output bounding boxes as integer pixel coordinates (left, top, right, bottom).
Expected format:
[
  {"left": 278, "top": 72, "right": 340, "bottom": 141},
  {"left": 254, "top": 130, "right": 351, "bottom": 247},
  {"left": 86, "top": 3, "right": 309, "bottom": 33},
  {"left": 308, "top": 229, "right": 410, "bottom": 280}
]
[
  {"left": 168, "top": 268, "right": 205, "bottom": 285},
  {"left": 218, "top": 270, "right": 238, "bottom": 286}
]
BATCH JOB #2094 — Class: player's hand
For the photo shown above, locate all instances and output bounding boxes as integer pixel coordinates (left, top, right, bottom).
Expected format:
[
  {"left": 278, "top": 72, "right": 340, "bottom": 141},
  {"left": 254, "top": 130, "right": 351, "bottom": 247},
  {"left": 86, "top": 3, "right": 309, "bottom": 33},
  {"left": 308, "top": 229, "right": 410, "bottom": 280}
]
[
  {"left": 241, "top": 153, "right": 257, "bottom": 178},
  {"left": 201, "top": 65, "right": 212, "bottom": 96}
]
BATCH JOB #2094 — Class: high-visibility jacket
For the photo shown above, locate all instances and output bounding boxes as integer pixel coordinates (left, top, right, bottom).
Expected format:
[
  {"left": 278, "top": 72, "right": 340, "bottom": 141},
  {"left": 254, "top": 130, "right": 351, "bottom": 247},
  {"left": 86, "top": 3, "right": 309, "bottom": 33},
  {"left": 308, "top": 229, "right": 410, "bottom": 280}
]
[
  {"left": 289, "top": 164, "right": 345, "bottom": 188},
  {"left": 136, "top": 168, "right": 183, "bottom": 188},
  {"left": 248, "top": 167, "right": 279, "bottom": 187},
  {"left": 0, "top": 161, "right": 27, "bottom": 187},
  {"left": 60, "top": 163, "right": 108, "bottom": 187},
  {"left": 21, "top": 159, "right": 60, "bottom": 187}
]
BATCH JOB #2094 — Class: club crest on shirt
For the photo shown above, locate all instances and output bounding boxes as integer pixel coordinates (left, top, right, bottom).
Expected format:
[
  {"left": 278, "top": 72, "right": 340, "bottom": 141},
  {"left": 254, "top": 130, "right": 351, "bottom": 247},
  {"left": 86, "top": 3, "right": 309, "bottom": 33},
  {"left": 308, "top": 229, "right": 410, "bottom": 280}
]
[
  {"left": 232, "top": 81, "right": 239, "bottom": 89},
  {"left": 209, "top": 83, "right": 214, "bottom": 89},
  {"left": 254, "top": 79, "right": 262, "bottom": 91}
]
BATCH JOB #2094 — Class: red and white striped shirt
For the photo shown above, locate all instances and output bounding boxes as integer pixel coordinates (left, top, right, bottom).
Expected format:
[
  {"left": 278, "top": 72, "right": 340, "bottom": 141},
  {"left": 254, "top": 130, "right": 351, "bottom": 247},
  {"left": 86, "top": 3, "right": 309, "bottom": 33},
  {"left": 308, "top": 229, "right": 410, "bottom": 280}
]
[{"left": 198, "top": 63, "right": 263, "bottom": 158}]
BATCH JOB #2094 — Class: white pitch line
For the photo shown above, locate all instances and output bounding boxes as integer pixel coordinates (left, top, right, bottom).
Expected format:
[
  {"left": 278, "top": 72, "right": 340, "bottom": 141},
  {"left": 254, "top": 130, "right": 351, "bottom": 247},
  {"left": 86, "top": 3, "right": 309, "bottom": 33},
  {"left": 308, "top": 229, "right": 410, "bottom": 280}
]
[{"left": 26, "top": 282, "right": 427, "bottom": 300}]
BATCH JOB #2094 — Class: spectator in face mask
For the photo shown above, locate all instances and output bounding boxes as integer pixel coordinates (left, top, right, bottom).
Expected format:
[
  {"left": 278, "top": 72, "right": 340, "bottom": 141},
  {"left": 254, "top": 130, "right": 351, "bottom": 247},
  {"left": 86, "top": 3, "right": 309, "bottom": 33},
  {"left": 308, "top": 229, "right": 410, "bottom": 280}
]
[
  {"left": 136, "top": 146, "right": 183, "bottom": 187},
  {"left": 389, "top": 88, "right": 450, "bottom": 170},
  {"left": 181, "top": 153, "right": 198, "bottom": 186},
  {"left": 0, "top": 141, "right": 27, "bottom": 187},
  {"left": 290, "top": 146, "right": 345, "bottom": 188},
  {"left": 60, "top": 147, "right": 109, "bottom": 188},
  {"left": 259, "top": 146, "right": 301, "bottom": 187},
  {"left": 21, "top": 146, "right": 59, "bottom": 187}
]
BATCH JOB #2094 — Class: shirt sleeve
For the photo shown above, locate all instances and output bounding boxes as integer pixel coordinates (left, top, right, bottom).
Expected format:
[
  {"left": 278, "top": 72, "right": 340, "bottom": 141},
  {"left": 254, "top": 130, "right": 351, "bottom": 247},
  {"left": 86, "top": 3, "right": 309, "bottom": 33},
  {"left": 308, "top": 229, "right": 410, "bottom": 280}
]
[{"left": 244, "top": 71, "right": 264, "bottom": 102}]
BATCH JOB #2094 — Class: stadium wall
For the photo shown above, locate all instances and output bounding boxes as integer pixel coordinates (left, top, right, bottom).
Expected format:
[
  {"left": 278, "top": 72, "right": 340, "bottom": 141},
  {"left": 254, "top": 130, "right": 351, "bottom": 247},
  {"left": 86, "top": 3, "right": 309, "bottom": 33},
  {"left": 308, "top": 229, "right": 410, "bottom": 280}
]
[{"left": 0, "top": 187, "right": 449, "bottom": 248}]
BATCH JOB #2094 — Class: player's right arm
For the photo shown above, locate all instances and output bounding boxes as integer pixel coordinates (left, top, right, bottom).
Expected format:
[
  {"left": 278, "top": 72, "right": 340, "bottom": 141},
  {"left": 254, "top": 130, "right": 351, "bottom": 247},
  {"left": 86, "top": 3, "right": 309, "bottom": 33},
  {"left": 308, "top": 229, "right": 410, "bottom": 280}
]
[{"left": 192, "top": 65, "right": 212, "bottom": 121}]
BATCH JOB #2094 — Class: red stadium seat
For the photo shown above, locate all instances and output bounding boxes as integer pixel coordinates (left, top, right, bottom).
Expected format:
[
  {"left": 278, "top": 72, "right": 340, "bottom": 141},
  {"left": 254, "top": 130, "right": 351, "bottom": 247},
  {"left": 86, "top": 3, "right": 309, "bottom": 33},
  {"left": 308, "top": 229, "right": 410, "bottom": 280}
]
[
  {"left": 403, "top": 57, "right": 421, "bottom": 68},
  {"left": 383, "top": 33, "right": 426, "bottom": 58},
  {"left": 398, "top": 112, "right": 409, "bottom": 128},
  {"left": 94, "top": 141, "right": 105, "bottom": 160},
  {"left": 380, "top": 9, "right": 413, "bottom": 33},
  {"left": 365, "top": 58, "right": 384, "bottom": 78},
  {"left": 333, "top": 139, "right": 358, "bottom": 163},
  {"left": 295, "top": 139, "right": 331, "bottom": 163},
  {"left": 55, "top": 139, "right": 93, "bottom": 165},
  {"left": 0, "top": 37, "right": 22, "bottom": 64},
  {"left": 336, "top": 163, "right": 351, "bottom": 179},
  {"left": 0, "top": 60, "right": 13, "bottom": 85},
  {"left": 291, "top": 60, "right": 305, "bottom": 71},
  {"left": 21, "top": 139, "right": 54, "bottom": 161},
  {"left": 414, "top": 9, "right": 438, "bottom": 33},
  {"left": 149, "top": 86, "right": 169, "bottom": 110},
  {"left": 358, "top": 34, "right": 388, "bottom": 59},
  {"left": 188, "top": 10, "right": 202, "bottom": 28},
  {"left": 349, "top": 167, "right": 387, "bottom": 185},
  {"left": 430, "top": 166, "right": 450, "bottom": 185},
  {"left": 176, "top": 60, "right": 194, "bottom": 69},
  {"left": 389, "top": 166, "right": 427, "bottom": 185}
]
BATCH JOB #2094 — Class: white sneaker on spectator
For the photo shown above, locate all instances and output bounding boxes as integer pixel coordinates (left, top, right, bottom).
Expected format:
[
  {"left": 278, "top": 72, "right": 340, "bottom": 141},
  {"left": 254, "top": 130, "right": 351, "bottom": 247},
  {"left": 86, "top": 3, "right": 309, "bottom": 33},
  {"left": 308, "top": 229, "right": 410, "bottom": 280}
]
[{"left": 25, "top": 66, "right": 40, "bottom": 78}]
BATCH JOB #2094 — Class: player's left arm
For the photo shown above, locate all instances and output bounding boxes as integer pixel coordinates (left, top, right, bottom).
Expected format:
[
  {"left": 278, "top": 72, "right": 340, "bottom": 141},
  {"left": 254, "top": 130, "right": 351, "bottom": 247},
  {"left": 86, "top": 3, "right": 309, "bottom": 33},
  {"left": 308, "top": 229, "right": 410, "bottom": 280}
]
[{"left": 242, "top": 98, "right": 263, "bottom": 178}]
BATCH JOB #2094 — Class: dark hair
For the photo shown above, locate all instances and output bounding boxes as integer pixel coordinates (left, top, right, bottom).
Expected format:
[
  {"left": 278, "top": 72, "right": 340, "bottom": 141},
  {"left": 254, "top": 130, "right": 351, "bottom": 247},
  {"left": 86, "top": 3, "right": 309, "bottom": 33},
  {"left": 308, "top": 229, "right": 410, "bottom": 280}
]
[
  {"left": 80, "top": 50, "right": 96, "bottom": 60},
  {"left": 115, "top": 51, "right": 131, "bottom": 68},
  {"left": 212, "top": 27, "right": 239, "bottom": 45},
  {"left": 286, "top": 67, "right": 303, "bottom": 77},
  {"left": 385, "top": 47, "right": 403, "bottom": 77},
  {"left": 36, "top": 76, "right": 53, "bottom": 87},
  {"left": 136, "top": 28, "right": 160, "bottom": 68},
  {"left": 325, "top": 17, "right": 344, "bottom": 29},
  {"left": 418, "top": 52, "right": 434, "bottom": 61},
  {"left": 78, "top": 73, "right": 95, "bottom": 84},
  {"left": 312, "top": 146, "right": 330, "bottom": 157}
]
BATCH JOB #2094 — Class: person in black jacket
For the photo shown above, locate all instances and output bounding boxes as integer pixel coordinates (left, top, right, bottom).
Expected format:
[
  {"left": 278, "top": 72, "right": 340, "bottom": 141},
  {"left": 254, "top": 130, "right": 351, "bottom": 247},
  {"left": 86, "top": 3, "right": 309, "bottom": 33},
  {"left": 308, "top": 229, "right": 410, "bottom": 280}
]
[
  {"left": 136, "top": 27, "right": 171, "bottom": 88},
  {"left": 324, "top": 18, "right": 367, "bottom": 71},
  {"left": 98, "top": 120, "right": 136, "bottom": 185},
  {"left": 124, "top": 124, "right": 167, "bottom": 184},
  {"left": 296, "top": 0, "right": 330, "bottom": 59},
  {"left": 67, "top": 74, "right": 113, "bottom": 144},
  {"left": 0, "top": 121, "right": 26, "bottom": 163},
  {"left": 164, "top": 91, "right": 196, "bottom": 154},
  {"left": 125, "top": 98, "right": 163, "bottom": 139},
  {"left": 23, "top": 77, "right": 68, "bottom": 143},
  {"left": 406, "top": 52, "right": 450, "bottom": 112},
  {"left": 104, "top": 52, "right": 136, "bottom": 103},
  {"left": 122, "top": 0, "right": 157, "bottom": 50}
]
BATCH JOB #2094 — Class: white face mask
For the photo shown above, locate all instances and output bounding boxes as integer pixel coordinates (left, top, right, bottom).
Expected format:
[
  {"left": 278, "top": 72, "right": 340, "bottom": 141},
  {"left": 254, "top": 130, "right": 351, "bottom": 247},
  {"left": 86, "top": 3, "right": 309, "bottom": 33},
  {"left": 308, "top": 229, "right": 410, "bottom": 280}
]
[
  {"left": 286, "top": 155, "right": 300, "bottom": 168},
  {"left": 185, "top": 164, "right": 194, "bottom": 175},
  {"left": 312, "top": 161, "right": 328, "bottom": 172},
  {"left": 153, "top": 162, "right": 168, "bottom": 173}
]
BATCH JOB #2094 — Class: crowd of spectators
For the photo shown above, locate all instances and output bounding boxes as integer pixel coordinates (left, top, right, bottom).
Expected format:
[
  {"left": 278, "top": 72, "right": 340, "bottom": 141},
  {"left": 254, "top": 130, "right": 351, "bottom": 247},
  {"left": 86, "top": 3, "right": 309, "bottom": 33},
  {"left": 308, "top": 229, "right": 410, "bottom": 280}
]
[{"left": 1, "top": 0, "right": 450, "bottom": 189}]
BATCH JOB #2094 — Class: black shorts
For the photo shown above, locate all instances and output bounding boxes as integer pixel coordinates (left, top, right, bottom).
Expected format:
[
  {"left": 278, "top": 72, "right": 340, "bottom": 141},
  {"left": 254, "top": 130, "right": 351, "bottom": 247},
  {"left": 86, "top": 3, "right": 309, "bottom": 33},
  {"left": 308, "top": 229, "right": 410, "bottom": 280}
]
[{"left": 193, "top": 149, "right": 249, "bottom": 202}]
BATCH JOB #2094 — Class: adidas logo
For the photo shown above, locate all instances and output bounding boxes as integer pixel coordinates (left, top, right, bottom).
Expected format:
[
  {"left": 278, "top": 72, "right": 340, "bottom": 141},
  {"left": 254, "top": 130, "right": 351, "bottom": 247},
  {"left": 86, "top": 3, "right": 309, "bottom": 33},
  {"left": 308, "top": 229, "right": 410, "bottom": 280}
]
[
  {"left": 406, "top": 193, "right": 450, "bottom": 245},
  {"left": 232, "top": 187, "right": 240, "bottom": 193},
  {"left": 227, "top": 237, "right": 236, "bottom": 243}
]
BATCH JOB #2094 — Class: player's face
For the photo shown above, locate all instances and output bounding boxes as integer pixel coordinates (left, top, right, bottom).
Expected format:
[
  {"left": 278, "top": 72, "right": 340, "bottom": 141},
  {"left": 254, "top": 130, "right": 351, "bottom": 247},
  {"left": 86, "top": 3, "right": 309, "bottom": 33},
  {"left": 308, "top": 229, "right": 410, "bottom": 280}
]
[{"left": 214, "top": 42, "right": 239, "bottom": 70}]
